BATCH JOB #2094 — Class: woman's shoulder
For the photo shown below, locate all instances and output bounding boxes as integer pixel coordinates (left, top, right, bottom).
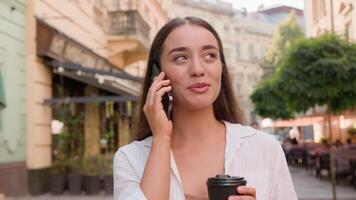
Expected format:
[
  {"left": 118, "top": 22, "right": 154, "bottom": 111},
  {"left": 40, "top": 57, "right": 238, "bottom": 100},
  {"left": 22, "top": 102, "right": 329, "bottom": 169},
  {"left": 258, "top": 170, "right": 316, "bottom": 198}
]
[
  {"left": 226, "top": 122, "right": 282, "bottom": 151},
  {"left": 114, "top": 137, "right": 152, "bottom": 175},
  {"left": 114, "top": 136, "right": 152, "bottom": 159}
]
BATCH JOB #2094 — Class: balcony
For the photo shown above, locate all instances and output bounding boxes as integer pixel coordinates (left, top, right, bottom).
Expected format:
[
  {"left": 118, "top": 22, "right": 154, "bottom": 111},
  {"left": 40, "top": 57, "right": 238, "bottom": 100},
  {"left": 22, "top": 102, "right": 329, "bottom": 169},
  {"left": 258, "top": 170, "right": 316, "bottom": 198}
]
[
  {"left": 101, "top": 10, "right": 151, "bottom": 67},
  {"left": 105, "top": 10, "right": 150, "bottom": 44}
]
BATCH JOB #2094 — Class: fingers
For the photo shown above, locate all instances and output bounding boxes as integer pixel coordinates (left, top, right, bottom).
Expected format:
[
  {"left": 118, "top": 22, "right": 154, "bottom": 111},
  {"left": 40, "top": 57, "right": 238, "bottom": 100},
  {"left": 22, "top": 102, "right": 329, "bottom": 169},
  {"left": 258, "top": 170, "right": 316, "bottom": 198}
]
[
  {"left": 228, "top": 186, "right": 256, "bottom": 200},
  {"left": 145, "top": 72, "right": 171, "bottom": 111},
  {"left": 237, "top": 186, "right": 256, "bottom": 197},
  {"left": 151, "top": 72, "right": 169, "bottom": 91},
  {"left": 153, "top": 85, "right": 172, "bottom": 108}
]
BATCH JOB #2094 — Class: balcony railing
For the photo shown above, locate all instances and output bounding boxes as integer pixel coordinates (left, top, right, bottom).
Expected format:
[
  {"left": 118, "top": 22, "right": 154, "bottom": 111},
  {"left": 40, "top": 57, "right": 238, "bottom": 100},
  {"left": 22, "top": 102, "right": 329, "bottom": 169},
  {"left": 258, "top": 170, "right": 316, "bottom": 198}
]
[
  {"left": 108, "top": 0, "right": 138, "bottom": 11},
  {"left": 104, "top": 10, "right": 150, "bottom": 46}
]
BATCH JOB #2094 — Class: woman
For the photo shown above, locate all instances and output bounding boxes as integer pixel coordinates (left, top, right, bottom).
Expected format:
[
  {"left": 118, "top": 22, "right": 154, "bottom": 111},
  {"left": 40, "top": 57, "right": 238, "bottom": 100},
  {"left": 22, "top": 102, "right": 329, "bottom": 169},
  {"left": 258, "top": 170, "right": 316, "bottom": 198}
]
[{"left": 114, "top": 16, "right": 297, "bottom": 200}]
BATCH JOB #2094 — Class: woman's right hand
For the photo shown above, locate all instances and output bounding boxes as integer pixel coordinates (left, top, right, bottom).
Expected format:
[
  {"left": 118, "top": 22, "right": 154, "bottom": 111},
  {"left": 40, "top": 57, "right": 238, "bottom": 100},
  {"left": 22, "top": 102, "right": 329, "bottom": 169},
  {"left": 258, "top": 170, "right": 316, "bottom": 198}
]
[{"left": 143, "top": 72, "right": 173, "bottom": 139}]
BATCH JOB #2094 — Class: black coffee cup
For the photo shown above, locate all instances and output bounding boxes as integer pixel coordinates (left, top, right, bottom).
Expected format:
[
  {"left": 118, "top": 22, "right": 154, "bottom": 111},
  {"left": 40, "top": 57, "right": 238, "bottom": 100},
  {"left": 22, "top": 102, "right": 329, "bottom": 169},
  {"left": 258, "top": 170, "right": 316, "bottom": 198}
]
[{"left": 207, "top": 174, "right": 247, "bottom": 200}]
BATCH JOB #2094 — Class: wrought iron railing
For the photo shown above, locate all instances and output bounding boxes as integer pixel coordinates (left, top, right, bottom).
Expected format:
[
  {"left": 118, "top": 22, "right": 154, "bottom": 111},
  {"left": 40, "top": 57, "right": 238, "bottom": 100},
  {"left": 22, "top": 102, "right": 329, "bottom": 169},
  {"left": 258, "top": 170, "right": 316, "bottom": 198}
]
[{"left": 104, "top": 10, "right": 150, "bottom": 44}]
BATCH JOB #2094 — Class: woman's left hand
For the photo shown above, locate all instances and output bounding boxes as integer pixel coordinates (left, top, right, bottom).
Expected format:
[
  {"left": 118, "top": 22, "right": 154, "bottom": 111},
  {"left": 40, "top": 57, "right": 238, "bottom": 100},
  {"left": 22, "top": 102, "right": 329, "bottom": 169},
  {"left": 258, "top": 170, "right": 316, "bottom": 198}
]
[{"left": 228, "top": 186, "right": 256, "bottom": 200}]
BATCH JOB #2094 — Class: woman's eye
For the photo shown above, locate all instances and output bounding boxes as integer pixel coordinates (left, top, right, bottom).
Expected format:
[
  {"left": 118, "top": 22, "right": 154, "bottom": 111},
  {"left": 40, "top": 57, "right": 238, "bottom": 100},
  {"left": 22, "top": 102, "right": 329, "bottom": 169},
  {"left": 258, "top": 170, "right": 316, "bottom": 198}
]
[
  {"left": 174, "top": 55, "right": 188, "bottom": 63},
  {"left": 204, "top": 53, "right": 216, "bottom": 61}
]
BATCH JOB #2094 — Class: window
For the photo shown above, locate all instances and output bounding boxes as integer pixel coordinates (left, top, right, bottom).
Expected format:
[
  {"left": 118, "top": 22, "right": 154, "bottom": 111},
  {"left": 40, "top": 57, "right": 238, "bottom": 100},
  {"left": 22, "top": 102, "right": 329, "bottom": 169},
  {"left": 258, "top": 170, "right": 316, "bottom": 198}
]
[
  {"left": 260, "top": 46, "right": 266, "bottom": 59},
  {"left": 236, "top": 73, "right": 244, "bottom": 94},
  {"left": 236, "top": 42, "right": 241, "bottom": 59},
  {"left": 312, "top": 0, "right": 326, "bottom": 23},
  {"left": 345, "top": 21, "right": 353, "bottom": 42},
  {"left": 248, "top": 43, "right": 256, "bottom": 61}
]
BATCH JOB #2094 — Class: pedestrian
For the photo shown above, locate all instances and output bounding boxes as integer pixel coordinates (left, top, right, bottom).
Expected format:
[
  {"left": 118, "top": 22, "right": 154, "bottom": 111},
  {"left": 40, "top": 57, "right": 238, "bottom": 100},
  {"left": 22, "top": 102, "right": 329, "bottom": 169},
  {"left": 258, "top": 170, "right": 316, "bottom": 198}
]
[{"left": 114, "top": 16, "right": 297, "bottom": 200}]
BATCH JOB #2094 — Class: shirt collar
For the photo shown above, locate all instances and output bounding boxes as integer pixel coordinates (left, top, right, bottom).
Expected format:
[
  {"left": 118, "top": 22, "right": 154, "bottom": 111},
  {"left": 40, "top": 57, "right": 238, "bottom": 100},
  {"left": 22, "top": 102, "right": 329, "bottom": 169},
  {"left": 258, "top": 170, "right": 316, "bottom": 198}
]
[{"left": 224, "top": 121, "right": 256, "bottom": 172}]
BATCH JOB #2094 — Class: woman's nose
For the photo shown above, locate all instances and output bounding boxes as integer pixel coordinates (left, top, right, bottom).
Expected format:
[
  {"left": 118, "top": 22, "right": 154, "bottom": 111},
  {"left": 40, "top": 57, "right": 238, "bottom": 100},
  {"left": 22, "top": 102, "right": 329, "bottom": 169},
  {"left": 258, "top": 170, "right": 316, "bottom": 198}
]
[{"left": 189, "top": 57, "right": 205, "bottom": 77}]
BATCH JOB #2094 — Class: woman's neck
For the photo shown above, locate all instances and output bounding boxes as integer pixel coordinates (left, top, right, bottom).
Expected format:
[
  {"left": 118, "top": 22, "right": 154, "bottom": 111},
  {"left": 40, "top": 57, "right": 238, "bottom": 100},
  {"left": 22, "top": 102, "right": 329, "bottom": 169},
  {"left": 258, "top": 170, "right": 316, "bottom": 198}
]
[{"left": 170, "top": 105, "right": 225, "bottom": 149}]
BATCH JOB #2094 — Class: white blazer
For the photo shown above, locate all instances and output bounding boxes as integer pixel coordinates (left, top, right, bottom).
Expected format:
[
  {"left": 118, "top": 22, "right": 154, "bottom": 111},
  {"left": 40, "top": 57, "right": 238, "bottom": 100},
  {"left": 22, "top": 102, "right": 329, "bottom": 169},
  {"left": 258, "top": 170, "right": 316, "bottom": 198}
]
[{"left": 114, "top": 121, "right": 298, "bottom": 200}]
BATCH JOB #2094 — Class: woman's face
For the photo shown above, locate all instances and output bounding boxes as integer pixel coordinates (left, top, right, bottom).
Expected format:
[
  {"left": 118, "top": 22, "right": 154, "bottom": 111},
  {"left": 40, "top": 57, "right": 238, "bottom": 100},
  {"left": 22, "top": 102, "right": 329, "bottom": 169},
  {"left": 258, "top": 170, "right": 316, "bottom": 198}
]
[{"left": 160, "top": 24, "right": 222, "bottom": 110}]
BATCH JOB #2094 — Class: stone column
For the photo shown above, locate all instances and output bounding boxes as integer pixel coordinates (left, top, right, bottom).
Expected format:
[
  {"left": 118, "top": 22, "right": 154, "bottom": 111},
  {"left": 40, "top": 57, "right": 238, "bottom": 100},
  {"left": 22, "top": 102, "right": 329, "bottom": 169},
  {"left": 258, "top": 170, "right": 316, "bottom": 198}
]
[
  {"left": 84, "top": 86, "right": 100, "bottom": 157},
  {"left": 118, "top": 103, "right": 130, "bottom": 147}
]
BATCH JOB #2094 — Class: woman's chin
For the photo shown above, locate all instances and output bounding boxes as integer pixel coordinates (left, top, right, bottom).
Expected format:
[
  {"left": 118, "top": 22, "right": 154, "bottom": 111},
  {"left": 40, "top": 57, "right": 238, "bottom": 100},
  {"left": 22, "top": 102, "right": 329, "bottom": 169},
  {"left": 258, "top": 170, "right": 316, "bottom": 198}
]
[{"left": 183, "top": 100, "right": 214, "bottom": 111}]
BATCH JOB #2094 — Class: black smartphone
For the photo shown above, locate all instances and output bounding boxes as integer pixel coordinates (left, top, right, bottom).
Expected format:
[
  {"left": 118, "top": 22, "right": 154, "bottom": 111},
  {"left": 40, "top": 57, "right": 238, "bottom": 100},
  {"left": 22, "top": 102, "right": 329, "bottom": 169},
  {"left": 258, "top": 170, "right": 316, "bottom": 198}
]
[{"left": 151, "top": 63, "right": 173, "bottom": 119}]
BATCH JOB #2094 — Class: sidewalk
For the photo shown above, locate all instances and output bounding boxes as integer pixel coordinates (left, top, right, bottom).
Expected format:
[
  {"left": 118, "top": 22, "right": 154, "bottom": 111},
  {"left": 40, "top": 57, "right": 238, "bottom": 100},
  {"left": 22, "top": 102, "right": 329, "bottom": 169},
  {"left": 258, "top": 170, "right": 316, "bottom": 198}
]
[
  {"left": 290, "top": 166, "right": 356, "bottom": 200},
  {"left": 4, "top": 192, "right": 112, "bottom": 200},
  {"left": 3, "top": 167, "right": 356, "bottom": 200}
]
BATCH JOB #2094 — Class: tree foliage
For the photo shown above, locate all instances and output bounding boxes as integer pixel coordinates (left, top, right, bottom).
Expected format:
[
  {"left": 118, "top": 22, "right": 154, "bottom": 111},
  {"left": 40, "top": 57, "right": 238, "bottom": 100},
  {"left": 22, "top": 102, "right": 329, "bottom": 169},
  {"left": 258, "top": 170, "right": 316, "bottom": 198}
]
[
  {"left": 250, "top": 79, "right": 293, "bottom": 119},
  {"left": 261, "top": 10, "right": 304, "bottom": 79},
  {"left": 252, "top": 33, "right": 356, "bottom": 119},
  {"left": 275, "top": 33, "right": 356, "bottom": 114}
]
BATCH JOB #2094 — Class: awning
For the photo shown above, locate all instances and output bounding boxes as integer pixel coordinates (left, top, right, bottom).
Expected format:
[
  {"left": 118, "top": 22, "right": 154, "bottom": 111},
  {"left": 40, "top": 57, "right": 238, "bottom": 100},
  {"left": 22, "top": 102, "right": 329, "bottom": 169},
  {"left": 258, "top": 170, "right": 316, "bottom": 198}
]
[
  {"left": 46, "top": 59, "right": 141, "bottom": 82},
  {"left": 46, "top": 59, "right": 141, "bottom": 96},
  {"left": 36, "top": 19, "right": 143, "bottom": 96},
  {"left": 269, "top": 116, "right": 325, "bottom": 128},
  {"left": 43, "top": 95, "right": 138, "bottom": 105}
]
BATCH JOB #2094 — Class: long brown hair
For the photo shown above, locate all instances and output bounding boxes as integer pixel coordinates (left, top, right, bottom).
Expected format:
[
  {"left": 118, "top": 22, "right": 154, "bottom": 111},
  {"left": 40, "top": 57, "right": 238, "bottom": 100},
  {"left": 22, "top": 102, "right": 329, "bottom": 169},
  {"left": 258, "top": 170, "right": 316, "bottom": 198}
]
[{"left": 132, "top": 16, "right": 245, "bottom": 141}]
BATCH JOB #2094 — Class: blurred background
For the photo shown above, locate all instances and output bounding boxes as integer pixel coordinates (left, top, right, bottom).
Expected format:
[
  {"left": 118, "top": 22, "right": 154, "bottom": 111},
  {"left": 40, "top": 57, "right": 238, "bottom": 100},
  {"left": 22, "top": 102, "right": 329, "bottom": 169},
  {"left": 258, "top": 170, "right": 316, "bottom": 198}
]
[{"left": 0, "top": 0, "right": 355, "bottom": 199}]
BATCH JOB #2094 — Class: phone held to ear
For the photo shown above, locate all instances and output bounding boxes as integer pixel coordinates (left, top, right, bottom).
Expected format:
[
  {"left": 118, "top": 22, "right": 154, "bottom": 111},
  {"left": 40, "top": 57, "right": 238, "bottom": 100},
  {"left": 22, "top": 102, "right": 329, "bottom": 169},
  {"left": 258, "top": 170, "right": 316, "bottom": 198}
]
[{"left": 151, "top": 63, "right": 173, "bottom": 120}]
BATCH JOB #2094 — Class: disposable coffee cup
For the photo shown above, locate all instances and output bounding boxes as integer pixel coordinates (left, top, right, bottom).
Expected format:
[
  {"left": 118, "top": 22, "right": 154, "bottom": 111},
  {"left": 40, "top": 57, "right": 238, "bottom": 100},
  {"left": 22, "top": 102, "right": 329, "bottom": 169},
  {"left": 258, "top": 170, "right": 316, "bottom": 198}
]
[{"left": 207, "top": 174, "right": 247, "bottom": 200}]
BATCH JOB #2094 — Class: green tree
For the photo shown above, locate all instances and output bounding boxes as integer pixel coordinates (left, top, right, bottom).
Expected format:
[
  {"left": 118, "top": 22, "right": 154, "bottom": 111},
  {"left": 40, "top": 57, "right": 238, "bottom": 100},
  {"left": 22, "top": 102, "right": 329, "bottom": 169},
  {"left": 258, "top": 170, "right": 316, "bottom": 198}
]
[
  {"left": 275, "top": 33, "right": 356, "bottom": 200},
  {"left": 275, "top": 33, "right": 356, "bottom": 114},
  {"left": 261, "top": 10, "right": 304, "bottom": 79},
  {"left": 250, "top": 78, "right": 293, "bottom": 119}
]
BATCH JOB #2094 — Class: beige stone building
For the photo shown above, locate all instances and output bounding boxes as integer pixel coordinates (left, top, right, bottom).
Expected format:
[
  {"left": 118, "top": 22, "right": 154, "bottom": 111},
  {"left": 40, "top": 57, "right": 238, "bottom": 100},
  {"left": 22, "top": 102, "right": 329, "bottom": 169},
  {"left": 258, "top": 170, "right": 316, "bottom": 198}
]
[
  {"left": 233, "top": 12, "right": 275, "bottom": 124},
  {"left": 304, "top": 0, "right": 355, "bottom": 41},
  {"left": 25, "top": 0, "right": 169, "bottom": 194},
  {"left": 169, "top": 0, "right": 275, "bottom": 124}
]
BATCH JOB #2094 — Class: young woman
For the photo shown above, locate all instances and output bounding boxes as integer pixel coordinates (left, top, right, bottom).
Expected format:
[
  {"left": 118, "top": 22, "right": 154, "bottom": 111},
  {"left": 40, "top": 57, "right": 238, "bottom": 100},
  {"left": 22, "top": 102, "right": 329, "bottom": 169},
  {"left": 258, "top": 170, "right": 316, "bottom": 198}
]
[{"left": 114, "top": 17, "right": 297, "bottom": 200}]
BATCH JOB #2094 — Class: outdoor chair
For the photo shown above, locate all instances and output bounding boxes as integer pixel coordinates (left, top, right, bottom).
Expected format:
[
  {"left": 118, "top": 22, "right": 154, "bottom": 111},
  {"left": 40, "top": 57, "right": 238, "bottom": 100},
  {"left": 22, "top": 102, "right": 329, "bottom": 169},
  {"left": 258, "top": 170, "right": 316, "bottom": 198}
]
[
  {"left": 316, "top": 152, "right": 330, "bottom": 179},
  {"left": 288, "top": 145, "right": 307, "bottom": 166}
]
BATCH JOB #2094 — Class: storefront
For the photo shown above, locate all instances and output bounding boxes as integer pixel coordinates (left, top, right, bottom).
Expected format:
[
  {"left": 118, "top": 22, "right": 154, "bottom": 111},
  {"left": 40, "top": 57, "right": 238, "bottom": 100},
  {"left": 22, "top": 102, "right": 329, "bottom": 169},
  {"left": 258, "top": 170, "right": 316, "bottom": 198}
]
[{"left": 27, "top": 19, "right": 141, "bottom": 195}]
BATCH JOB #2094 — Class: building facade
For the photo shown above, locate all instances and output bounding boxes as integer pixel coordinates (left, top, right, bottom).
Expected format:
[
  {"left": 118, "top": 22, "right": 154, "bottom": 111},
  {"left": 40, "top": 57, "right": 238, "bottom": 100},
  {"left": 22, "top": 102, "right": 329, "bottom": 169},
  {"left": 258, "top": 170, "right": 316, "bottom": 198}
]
[
  {"left": 0, "top": 0, "right": 27, "bottom": 196},
  {"left": 233, "top": 11, "right": 275, "bottom": 124},
  {"left": 304, "top": 0, "right": 355, "bottom": 41},
  {"left": 0, "top": 0, "right": 170, "bottom": 197},
  {"left": 258, "top": 5, "right": 305, "bottom": 28}
]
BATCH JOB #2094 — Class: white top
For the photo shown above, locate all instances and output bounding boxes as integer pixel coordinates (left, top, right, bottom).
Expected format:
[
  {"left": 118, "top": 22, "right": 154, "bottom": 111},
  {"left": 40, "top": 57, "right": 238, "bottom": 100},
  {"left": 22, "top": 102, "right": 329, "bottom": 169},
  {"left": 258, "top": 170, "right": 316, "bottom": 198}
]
[{"left": 114, "top": 122, "right": 297, "bottom": 200}]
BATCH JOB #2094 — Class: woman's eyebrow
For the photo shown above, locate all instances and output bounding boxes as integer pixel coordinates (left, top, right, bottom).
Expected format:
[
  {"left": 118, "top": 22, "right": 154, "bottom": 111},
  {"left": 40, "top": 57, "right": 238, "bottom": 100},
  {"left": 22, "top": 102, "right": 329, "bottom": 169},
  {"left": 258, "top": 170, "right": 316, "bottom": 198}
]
[
  {"left": 168, "top": 47, "right": 188, "bottom": 56},
  {"left": 167, "top": 44, "right": 217, "bottom": 55},
  {"left": 202, "top": 44, "right": 218, "bottom": 51}
]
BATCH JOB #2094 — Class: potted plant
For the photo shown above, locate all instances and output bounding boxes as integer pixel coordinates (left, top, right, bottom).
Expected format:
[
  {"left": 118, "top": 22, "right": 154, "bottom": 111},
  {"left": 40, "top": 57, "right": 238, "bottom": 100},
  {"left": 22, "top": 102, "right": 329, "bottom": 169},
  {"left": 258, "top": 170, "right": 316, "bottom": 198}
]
[
  {"left": 83, "top": 156, "right": 101, "bottom": 195},
  {"left": 67, "top": 156, "right": 83, "bottom": 195},
  {"left": 48, "top": 160, "right": 67, "bottom": 195},
  {"left": 100, "top": 153, "right": 114, "bottom": 195}
]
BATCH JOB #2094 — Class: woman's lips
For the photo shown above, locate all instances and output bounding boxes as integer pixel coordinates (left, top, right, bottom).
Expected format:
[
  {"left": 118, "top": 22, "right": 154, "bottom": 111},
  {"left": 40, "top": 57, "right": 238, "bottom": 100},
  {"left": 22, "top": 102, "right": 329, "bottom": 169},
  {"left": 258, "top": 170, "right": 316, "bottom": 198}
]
[{"left": 188, "top": 82, "right": 210, "bottom": 93}]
